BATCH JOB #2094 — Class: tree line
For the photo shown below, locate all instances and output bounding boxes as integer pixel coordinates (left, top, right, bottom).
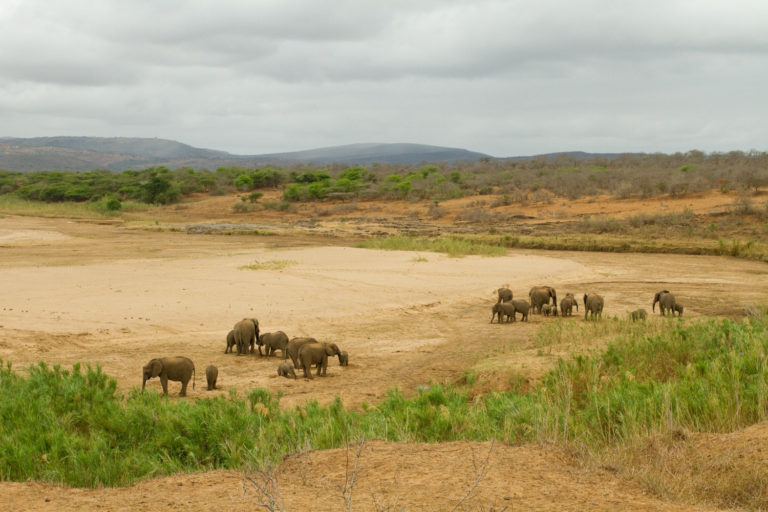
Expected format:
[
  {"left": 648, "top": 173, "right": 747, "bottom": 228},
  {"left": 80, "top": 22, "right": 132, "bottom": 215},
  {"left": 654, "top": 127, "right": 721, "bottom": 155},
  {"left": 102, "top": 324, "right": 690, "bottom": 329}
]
[{"left": 0, "top": 150, "right": 766, "bottom": 209}]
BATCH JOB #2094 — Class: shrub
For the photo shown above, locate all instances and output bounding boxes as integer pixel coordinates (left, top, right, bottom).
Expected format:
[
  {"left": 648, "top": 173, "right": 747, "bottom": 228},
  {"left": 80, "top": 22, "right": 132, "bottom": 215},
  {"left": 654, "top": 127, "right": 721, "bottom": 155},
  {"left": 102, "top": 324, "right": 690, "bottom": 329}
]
[{"left": 234, "top": 174, "right": 254, "bottom": 190}]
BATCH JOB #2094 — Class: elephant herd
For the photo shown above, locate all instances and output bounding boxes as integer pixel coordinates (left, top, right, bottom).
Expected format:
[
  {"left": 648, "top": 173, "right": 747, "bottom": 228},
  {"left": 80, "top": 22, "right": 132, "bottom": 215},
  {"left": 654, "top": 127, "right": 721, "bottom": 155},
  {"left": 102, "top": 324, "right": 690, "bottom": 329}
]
[
  {"left": 141, "top": 317, "right": 349, "bottom": 397},
  {"left": 491, "top": 286, "right": 684, "bottom": 324}
]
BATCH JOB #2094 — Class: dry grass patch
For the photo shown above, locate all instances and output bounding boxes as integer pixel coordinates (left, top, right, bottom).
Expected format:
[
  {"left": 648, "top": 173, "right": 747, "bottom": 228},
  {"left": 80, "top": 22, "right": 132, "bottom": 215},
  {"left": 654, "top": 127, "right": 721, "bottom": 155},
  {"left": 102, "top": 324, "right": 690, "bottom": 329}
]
[{"left": 239, "top": 259, "right": 297, "bottom": 271}]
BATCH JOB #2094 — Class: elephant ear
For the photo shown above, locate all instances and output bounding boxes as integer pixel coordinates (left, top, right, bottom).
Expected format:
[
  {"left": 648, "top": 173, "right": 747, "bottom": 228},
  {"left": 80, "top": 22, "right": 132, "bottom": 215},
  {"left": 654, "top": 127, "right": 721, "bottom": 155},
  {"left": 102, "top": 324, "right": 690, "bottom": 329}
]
[{"left": 150, "top": 359, "right": 163, "bottom": 378}]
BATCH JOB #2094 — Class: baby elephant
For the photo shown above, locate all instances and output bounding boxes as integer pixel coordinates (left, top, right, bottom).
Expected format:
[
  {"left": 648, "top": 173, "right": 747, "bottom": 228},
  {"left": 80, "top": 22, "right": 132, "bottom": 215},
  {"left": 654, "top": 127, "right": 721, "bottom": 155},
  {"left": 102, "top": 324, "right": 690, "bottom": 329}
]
[
  {"left": 206, "top": 365, "right": 218, "bottom": 390},
  {"left": 630, "top": 308, "right": 648, "bottom": 322},
  {"left": 277, "top": 362, "right": 297, "bottom": 379},
  {"left": 339, "top": 350, "right": 349, "bottom": 366},
  {"left": 672, "top": 303, "right": 684, "bottom": 317}
]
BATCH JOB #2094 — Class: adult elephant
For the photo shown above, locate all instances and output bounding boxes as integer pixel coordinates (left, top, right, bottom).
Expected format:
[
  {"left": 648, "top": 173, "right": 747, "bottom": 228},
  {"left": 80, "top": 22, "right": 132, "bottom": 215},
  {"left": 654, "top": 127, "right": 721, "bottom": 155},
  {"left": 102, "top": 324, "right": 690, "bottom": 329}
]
[
  {"left": 491, "top": 302, "right": 516, "bottom": 323},
  {"left": 142, "top": 356, "right": 195, "bottom": 396},
  {"left": 297, "top": 342, "right": 342, "bottom": 379},
  {"left": 496, "top": 287, "right": 513, "bottom": 303},
  {"left": 652, "top": 290, "right": 676, "bottom": 316},
  {"left": 286, "top": 337, "right": 319, "bottom": 369},
  {"left": 583, "top": 293, "right": 604, "bottom": 321},
  {"left": 529, "top": 286, "right": 557, "bottom": 314},
  {"left": 233, "top": 318, "right": 260, "bottom": 355},
  {"left": 260, "top": 331, "right": 289, "bottom": 358}
]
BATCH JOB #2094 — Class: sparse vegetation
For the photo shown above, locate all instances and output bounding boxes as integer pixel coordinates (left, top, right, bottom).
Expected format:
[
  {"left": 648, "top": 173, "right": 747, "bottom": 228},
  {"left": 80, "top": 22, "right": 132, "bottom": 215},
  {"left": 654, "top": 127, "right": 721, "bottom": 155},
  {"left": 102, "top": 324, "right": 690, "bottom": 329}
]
[{"left": 357, "top": 235, "right": 508, "bottom": 257}]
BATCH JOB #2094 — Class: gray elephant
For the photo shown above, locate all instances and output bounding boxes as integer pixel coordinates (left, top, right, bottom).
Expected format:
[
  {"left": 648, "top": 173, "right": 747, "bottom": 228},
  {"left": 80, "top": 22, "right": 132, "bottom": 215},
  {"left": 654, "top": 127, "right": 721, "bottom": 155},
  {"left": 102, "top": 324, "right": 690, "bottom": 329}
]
[
  {"left": 491, "top": 302, "right": 516, "bottom": 323},
  {"left": 286, "top": 337, "right": 319, "bottom": 369},
  {"left": 630, "top": 308, "right": 648, "bottom": 321},
  {"left": 297, "top": 342, "right": 342, "bottom": 379},
  {"left": 142, "top": 356, "right": 195, "bottom": 396},
  {"left": 277, "top": 362, "right": 297, "bottom": 379},
  {"left": 339, "top": 350, "right": 349, "bottom": 366},
  {"left": 206, "top": 365, "right": 218, "bottom": 390},
  {"left": 583, "top": 293, "right": 604, "bottom": 321},
  {"left": 260, "top": 331, "right": 289, "bottom": 358},
  {"left": 496, "top": 287, "right": 513, "bottom": 303},
  {"left": 542, "top": 304, "right": 552, "bottom": 316},
  {"left": 511, "top": 299, "right": 530, "bottom": 321},
  {"left": 529, "top": 286, "right": 557, "bottom": 314},
  {"left": 559, "top": 295, "right": 579, "bottom": 317},
  {"left": 652, "top": 290, "right": 676, "bottom": 316},
  {"left": 672, "top": 303, "right": 684, "bottom": 317},
  {"left": 233, "top": 318, "right": 260, "bottom": 355},
  {"left": 224, "top": 329, "right": 236, "bottom": 354}
]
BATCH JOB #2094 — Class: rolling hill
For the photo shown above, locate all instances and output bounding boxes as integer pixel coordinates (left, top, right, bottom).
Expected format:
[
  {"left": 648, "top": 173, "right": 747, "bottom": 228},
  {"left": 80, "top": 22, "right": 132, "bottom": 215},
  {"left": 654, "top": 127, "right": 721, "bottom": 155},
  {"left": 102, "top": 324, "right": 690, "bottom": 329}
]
[{"left": 0, "top": 136, "right": 624, "bottom": 172}]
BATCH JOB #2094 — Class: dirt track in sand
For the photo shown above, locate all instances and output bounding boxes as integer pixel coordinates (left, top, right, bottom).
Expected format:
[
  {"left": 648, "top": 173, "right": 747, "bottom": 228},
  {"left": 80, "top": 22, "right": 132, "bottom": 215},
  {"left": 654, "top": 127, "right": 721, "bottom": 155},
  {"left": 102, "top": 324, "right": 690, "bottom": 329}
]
[{"left": 0, "top": 202, "right": 766, "bottom": 510}]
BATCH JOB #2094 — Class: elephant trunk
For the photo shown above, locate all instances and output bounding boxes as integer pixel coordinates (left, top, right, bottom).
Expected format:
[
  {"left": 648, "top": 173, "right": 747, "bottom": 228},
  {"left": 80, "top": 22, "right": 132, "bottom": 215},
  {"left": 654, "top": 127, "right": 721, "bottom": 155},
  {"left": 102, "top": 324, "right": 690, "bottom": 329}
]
[{"left": 142, "top": 375, "right": 147, "bottom": 391}]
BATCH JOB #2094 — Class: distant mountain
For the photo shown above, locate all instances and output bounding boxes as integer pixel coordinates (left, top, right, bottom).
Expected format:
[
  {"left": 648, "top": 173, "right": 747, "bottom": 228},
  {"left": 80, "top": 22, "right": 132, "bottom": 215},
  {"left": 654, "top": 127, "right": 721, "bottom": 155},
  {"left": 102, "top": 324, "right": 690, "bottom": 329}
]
[
  {"left": 260, "top": 143, "right": 492, "bottom": 165},
  {"left": 0, "top": 136, "right": 634, "bottom": 172},
  {"left": 0, "top": 137, "right": 496, "bottom": 171}
]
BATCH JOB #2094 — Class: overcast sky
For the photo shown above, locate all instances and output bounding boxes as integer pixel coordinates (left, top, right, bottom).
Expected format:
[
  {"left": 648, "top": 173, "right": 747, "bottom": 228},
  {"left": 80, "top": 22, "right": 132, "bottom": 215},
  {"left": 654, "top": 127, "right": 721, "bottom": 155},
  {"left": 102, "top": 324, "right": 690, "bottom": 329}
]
[{"left": 1, "top": 1, "right": 766, "bottom": 157}]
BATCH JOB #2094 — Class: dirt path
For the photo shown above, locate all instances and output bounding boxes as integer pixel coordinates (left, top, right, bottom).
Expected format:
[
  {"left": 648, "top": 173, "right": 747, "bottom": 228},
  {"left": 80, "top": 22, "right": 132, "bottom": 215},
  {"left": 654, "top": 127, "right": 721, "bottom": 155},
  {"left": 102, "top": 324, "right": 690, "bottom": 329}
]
[{"left": 0, "top": 214, "right": 765, "bottom": 510}]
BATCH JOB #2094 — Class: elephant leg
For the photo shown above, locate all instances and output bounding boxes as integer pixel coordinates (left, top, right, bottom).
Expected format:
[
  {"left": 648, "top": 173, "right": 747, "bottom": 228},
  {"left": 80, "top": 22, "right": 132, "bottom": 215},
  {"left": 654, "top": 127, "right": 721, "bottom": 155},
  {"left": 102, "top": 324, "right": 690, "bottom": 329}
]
[
  {"left": 180, "top": 379, "right": 188, "bottom": 397},
  {"left": 160, "top": 376, "right": 169, "bottom": 396}
]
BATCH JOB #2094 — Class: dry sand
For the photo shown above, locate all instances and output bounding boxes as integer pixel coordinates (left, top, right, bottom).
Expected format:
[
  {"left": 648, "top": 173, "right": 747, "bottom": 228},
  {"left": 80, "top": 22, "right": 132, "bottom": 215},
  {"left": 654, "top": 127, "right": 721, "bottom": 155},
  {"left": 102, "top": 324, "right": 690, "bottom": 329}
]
[{"left": 0, "top": 212, "right": 765, "bottom": 511}]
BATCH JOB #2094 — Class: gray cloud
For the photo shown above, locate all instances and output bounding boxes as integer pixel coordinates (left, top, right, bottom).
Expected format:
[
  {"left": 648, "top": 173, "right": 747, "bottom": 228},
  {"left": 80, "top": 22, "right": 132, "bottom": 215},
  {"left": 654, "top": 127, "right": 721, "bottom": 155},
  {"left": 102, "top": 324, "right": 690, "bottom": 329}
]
[{"left": 1, "top": 0, "right": 766, "bottom": 156}]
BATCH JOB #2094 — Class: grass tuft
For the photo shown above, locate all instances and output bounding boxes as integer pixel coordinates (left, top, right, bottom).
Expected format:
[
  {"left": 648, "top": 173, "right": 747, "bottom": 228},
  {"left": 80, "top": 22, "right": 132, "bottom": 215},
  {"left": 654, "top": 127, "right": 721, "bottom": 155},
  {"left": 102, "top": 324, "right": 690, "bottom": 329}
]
[{"left": 238, "top": 259, "right": 296, "bottom": 271}]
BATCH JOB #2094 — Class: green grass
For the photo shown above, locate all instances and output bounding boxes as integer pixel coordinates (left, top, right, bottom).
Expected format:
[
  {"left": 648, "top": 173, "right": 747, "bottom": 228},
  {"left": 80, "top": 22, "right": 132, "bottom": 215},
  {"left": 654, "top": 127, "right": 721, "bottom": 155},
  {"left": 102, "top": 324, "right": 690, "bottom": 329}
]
[
  {"left": 0, "top": 195, "right": 148, "bottom": 219},
  {"left": 238, "top": 259, "right": 296, "bottom": 271},
  {"left": 2, "top": 314, "right": 768, "bottom": 503},
  {"left": 357, "top": 235, "right": 508, "bottom": 257}
]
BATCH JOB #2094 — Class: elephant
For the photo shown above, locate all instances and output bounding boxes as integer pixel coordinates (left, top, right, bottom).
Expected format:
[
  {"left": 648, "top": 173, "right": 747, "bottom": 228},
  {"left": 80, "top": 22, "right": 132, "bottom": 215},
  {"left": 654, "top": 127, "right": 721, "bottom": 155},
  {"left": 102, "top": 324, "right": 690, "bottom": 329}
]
[
  {"left": 206, "top": 365, "right": 218, "bottom": 390},
  {"left": 260, "top": 331, "right": 289, "bottom": 358},
  {"left": 583, "top": 293, "right": 604, "bottom": 321},
  {"left": 496, "top": 287, "right": 513, "bottom": 303},
  {"left": 559, "top": 295, "right": 579, "bottom": 317},
  {"left": 491, "top": 302, "right": 516, "bottom": 323},
  {"left": 286, "top": 337, "right": 319, "bottom": 369},
  {"left": 513, "top": 299, "right": 530, "bottom": 321},
  {"left": 672, "top": 303, "right": 684, "bottom": 317},
  {"left": 233, "top": 318, "right": 260, "bottom": 355},
  {"left": 529, "top": 286, "right": 557, "bottom": 314},
  {"left": 277, "top": 362, "right": 297, "bottom": 379},
  {"left": 142, "top": 356, "right": 195, "bottom": 396},
  {"left": 652, "top": 290, "right": 676, "bottom": 316},
  {"left": 630, "top": 308, "right": 648, "bottom": 321},
  {"left": 339, "top": 350, "right": 349, "bottom": 366},
  {"left": 297, "top": 342, "right": 342, "bottom": 379},
  {"left": 542, "top": 304, "right": 552, "bottom": 316},
  {"left": 224, "top": 330, "right": 236, "bottom": 354}
]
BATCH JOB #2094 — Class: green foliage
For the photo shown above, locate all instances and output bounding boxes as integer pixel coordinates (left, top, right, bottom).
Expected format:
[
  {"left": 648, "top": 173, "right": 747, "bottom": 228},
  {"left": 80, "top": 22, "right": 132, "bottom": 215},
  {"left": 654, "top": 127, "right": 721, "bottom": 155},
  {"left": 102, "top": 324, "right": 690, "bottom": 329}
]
[
  {"left": 290, "top": 169, "right": 330, "bottom": 184},
  {"left": 2, "top": 315, "right": 768, "bottom": 488},
  {"left": 233, "top": 174, "right": 254, "bottom": 190}
]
